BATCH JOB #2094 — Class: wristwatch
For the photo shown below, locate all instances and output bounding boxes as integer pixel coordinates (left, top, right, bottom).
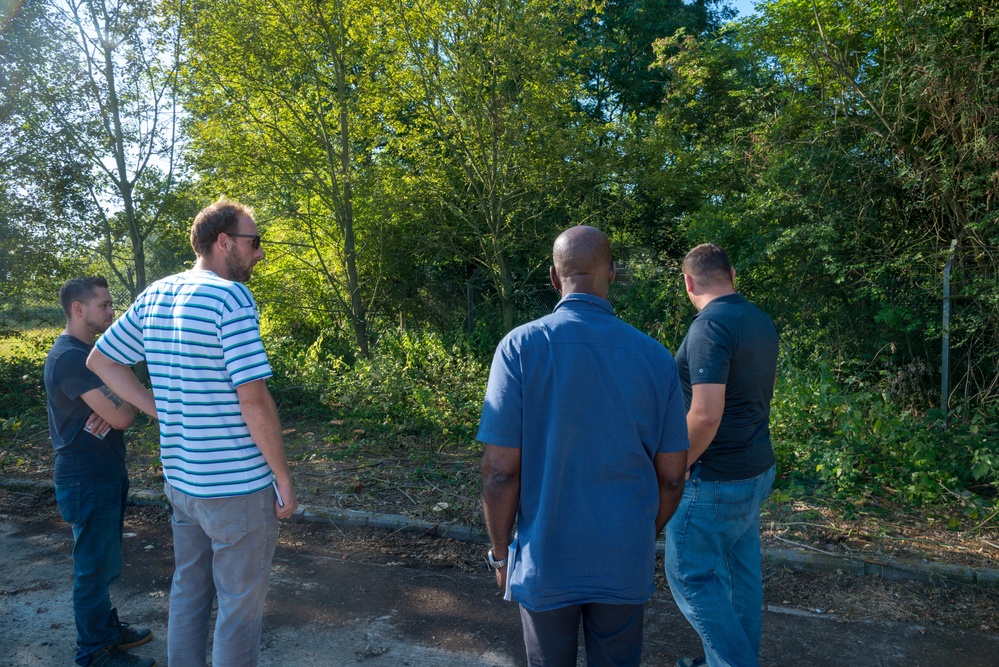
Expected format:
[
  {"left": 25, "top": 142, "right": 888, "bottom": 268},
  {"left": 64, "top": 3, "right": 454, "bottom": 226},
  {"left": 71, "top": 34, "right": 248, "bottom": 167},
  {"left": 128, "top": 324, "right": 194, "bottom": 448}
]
[{"left": 486, "top": 548, "right": 508, "bottom": 569}]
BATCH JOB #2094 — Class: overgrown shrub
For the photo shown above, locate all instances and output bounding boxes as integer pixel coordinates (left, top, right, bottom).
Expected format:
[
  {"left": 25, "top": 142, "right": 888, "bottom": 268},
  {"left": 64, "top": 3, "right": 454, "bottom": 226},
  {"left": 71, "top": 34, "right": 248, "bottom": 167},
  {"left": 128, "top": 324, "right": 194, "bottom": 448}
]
[
  {"left": 772, "top": 363, "right": 999, "bottom": 517},
  {"left": 267, "top": 329, "right": 488, "bottom": 443},
  {"left": 0, "top": 330, "right": 53, "bottom": 421}
]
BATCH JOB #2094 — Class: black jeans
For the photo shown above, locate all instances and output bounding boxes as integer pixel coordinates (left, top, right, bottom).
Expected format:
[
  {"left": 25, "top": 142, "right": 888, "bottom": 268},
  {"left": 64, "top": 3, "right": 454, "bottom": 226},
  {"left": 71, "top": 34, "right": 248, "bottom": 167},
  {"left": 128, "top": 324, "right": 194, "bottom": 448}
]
[{"left": 519, "top": 601, "right": 645, "bottom": 667}]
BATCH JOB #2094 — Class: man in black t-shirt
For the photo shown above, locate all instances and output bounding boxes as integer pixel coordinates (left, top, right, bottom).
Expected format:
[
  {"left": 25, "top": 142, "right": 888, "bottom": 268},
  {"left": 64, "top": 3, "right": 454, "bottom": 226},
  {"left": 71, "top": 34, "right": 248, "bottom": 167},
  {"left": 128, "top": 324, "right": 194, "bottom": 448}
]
[
  {"left": 664, "top": 245, "right": 779, "bottom": 667},
  {"left": 44, "top": 277, "right": 155, "bottom": 667}
]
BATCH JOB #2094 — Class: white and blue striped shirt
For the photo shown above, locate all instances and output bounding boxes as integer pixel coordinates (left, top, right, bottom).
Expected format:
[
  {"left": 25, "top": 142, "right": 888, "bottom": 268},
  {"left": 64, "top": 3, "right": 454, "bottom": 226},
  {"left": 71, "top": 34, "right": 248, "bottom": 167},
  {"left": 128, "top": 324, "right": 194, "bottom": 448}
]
[{"left": 96, "top": 270, "right": 274, "bottom": 498}]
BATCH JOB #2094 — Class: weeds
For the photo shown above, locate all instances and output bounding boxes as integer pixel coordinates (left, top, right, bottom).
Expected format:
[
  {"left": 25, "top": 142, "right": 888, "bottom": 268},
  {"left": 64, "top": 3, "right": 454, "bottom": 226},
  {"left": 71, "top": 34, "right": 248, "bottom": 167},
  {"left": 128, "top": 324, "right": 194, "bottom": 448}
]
[
  {"left": 1, "top": 323, "right": 995, "bottom": 533},
  {"left": 771, "top": 363, "right": 999, "bottom": 520}
]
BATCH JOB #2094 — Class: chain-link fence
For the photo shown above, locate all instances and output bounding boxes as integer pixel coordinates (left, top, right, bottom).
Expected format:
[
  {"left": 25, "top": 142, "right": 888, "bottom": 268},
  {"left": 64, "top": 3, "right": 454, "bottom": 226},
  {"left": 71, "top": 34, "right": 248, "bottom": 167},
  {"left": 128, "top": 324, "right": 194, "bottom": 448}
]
[
  {"left": 0, "top": 265, "right": 686, "bottom": 359},
  {"left": 0, "top": 290, "right": 66, "bottom": 360}
]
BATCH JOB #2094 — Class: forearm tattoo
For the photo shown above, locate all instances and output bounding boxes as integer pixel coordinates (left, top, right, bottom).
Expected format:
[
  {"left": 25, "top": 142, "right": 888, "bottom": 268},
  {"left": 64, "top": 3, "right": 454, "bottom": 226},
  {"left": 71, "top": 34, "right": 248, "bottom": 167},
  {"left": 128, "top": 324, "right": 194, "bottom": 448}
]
[{"left": 99, "top": 386, "right": 125, "bottom": 408}]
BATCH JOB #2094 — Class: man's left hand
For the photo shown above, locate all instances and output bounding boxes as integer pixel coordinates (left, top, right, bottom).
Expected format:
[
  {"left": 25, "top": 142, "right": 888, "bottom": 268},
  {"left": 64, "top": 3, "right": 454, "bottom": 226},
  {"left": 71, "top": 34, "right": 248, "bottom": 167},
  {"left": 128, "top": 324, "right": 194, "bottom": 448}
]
[
  {"left": 494, "top": 565, "right": 507, "bottom": 591},
  {"left": 84, "top": 412, "right": 112, "bottom": 438}
]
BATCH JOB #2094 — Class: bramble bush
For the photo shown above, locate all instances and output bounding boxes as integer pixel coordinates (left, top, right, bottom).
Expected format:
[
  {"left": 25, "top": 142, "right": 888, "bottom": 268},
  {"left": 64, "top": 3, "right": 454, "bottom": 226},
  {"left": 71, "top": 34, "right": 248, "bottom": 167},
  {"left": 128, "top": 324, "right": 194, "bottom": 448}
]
[
  {"left": 772, "top": 363, "right": 999, "bottom": 518},
  {"left": 268, "top": 329, "right": 488, "bottom": 445}
]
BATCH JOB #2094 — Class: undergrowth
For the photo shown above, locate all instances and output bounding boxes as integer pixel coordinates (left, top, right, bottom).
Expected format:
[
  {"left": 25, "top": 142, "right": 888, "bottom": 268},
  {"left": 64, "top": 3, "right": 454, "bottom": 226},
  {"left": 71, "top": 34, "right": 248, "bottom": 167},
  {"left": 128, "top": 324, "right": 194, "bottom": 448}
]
[
  {"left": 771, "top": 363, "right": 999, "bottom": 524},
  {"left": 268, "top": 329, "right": 488, "bottom": 447},
  {"left": 2, "top": 323, "right": 996, "bottom": 530}
]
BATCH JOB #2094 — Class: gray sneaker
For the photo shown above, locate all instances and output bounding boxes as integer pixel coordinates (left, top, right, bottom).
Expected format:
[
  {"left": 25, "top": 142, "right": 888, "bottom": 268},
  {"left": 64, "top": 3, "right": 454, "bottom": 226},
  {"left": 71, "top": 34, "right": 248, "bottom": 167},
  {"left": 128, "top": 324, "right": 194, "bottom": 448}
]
[{"left": 87, "top": 646, "right": 156, "bottom": 667}]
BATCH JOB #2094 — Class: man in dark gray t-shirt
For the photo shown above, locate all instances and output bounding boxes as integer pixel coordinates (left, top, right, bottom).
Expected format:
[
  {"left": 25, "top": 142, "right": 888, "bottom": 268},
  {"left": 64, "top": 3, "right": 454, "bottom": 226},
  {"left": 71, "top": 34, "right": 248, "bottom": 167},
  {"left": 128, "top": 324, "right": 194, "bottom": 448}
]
[
  {"left": 664, "top": 244, "right": 779, "bottom": 667},
  {"left": 44, "top": 277, "right": 154, "bottom": 667}
]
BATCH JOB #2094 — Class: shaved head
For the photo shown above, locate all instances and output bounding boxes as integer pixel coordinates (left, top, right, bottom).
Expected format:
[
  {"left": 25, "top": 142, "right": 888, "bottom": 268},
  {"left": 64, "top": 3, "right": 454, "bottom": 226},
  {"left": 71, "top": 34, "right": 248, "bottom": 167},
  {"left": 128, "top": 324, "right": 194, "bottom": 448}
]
[{"left": 550, "top": 226, "right": 615, "bottom": 298}]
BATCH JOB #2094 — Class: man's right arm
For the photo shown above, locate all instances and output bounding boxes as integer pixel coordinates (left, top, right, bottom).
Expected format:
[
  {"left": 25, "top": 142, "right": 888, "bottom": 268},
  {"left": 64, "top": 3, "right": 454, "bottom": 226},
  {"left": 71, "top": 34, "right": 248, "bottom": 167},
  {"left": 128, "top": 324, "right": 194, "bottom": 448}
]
[
  {"left": 236, "top": 378, "right": 298, "bottom": 520},
  {"left": 80, "top": 385, "right": 137, "bottom": 431},
  {"left": 86, "top": 348, "right": 158, "bottom": 419},
  {"left": 654, "top": 451, "right": 686, "bottom": 533},
  {"left": 685, "top": 382, "right": 726, "bottom": 469},
  {"left": 481, "top": 443, "right": 521, "bottom": 589}
]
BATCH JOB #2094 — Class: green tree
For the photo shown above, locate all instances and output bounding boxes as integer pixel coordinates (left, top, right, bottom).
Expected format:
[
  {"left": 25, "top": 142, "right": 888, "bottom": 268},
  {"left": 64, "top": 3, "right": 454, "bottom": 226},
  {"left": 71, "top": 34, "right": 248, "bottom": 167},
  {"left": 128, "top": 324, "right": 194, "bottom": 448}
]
[
  {"left": 393, "top": 0, "right": 599, "bottom": 333},
  {"left": 650, "top": 0, "right": 999, "bottom": 408},
  {"left": 575, "top": 0, "right": 730, "bottom": 122},
  {"left": 181, "top": 0, "right": 410, "bottom": 357},
  {"left": 6, "top": 0, "right": 184, "bottom": 298},
  {"left": 749, "top": 0, "right": 999, "bottom": 404}
]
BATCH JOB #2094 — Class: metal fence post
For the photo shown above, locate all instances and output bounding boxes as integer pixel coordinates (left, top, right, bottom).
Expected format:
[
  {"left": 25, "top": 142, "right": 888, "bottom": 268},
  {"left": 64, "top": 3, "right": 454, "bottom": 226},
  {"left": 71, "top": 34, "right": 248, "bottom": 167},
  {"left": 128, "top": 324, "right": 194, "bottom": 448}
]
[{"left": 941, "top": 239, "right": 958, "bottom": 428}]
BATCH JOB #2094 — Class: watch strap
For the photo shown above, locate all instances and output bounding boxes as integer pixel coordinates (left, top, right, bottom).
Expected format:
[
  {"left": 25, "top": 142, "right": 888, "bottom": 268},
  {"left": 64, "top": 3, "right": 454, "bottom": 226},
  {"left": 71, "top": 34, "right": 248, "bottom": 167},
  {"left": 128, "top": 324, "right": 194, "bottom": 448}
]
[{"left": 487, "top": 548, "right": 508, "bottom": 569}]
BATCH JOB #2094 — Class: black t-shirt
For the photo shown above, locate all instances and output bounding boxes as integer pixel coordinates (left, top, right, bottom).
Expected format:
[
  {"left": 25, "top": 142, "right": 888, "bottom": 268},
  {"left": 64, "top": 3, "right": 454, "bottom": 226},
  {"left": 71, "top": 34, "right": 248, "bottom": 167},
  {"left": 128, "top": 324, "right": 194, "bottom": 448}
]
[
  {"left": 676, "top": 293, "right": 779, "bottom": 481},
  {"left": 44, "top": 334, "right": 127, "bottom": 484}
]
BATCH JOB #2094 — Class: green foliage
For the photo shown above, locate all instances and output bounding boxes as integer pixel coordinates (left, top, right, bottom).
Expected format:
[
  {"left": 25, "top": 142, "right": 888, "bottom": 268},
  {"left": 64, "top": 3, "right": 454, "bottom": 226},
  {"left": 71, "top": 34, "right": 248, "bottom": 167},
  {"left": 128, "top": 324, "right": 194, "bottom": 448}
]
[
  {"left": 0, "top": 330, "right": 52, "bottom": 421},
  {"left": 772, "top": 362, "right": 999, "bottom": 513},
  {"left": 609, "top": 249, "right": 689, "bottom": 351},
  {"left": 268, "top": 329, "right": 488, "bottom": 443}
]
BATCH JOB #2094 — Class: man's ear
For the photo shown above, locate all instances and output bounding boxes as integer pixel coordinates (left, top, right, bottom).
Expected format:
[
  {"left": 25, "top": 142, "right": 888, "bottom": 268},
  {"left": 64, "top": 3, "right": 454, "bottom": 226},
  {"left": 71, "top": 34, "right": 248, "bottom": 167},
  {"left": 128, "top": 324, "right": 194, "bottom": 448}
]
[
  {"left": 549, "top": 265, "right": 561, "bottom": 294},
  {"left": 609, "top": 260, "right": 616, "bottom": 284},
  {"left": 684, "top": 273, "right": 695, "bottom": 294},
  {"left": 215, "top": 232, "right": 230, "bottom": 256}
]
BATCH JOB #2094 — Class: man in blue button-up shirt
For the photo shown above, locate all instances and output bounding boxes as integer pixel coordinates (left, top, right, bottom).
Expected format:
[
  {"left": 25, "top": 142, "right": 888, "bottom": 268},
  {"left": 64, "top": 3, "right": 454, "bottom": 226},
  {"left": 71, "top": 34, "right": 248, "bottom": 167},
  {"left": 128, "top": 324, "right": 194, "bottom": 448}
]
[{"left": 478, "top": 225, "right": 689, "bottom": 666}]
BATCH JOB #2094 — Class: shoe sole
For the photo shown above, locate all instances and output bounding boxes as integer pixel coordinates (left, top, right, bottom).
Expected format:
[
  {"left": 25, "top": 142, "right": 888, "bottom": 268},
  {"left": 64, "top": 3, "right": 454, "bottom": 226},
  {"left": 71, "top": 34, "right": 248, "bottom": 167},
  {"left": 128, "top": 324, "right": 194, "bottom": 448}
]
[{"left": 118, "top": 632, "right": 153, "bottom": 650}]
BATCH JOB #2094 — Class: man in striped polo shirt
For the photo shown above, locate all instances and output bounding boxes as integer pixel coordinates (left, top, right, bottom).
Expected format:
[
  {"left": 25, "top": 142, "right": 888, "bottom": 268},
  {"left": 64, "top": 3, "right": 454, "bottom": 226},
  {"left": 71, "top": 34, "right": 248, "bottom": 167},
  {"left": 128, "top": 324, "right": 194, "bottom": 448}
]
[{"left": 88, "top": 198, "right": 298, "bottom": 667}]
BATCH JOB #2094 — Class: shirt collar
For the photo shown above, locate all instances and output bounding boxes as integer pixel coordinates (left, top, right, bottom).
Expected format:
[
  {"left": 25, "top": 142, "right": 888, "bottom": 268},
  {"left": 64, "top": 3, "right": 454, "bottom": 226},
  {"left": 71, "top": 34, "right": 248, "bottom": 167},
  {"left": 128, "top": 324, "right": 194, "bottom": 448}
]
[
  {"left": 553, "top": 292, "right": 615, "bottom": 316},
  {"left": 695, "top": 292, "right": 746, "bottom": 318}
]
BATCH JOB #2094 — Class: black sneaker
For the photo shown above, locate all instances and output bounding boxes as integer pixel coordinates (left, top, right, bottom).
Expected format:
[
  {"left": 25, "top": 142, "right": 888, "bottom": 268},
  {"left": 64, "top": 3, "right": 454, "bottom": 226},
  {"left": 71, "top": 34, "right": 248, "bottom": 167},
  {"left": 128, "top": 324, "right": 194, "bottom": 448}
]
[
  {"left": 116, "top": 621, "right": 152, "bottom": 650},
  {"left": 109, "top": 608, "right": 152, "bottom": 650},
  {"left": 675, "top": 660, "right": 707, "bottom": 667},
  {"left": 87, "top": 646, "right": 156, "bottom": 667}
]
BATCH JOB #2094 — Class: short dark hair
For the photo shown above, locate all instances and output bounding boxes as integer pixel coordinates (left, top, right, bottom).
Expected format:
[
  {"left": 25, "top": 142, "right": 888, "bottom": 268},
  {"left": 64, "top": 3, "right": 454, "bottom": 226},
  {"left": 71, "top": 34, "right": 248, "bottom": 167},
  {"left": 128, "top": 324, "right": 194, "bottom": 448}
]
[
  {"left": 682, "top": 243, "right": 733, "bottom": 288},
  {"left": 190, "top": 198, "right": 255, "bottom": 257},
  {"left": 59, "top": 276, "right": 109, "bottom": 319}
]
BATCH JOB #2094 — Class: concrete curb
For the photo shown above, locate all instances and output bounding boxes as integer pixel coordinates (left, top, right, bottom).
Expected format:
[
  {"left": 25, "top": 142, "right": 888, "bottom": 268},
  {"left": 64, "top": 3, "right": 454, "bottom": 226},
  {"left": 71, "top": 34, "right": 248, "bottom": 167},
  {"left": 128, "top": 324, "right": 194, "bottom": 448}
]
[{"left": 4, "top": 477, "right": 997, "bottom": 589}]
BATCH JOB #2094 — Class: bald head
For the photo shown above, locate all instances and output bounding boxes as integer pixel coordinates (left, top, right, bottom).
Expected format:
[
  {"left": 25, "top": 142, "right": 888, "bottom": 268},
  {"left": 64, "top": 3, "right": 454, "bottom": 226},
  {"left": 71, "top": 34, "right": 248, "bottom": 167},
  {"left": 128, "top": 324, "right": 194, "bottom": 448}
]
[{"left": 550, "top": 226, "right": 615, "bottom": 298}]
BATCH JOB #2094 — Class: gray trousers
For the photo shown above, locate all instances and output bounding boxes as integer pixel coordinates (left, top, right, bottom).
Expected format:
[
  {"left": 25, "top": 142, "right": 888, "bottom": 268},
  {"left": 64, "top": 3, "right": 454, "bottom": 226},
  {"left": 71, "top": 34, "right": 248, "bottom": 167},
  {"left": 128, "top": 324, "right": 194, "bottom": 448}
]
[{"left": 164, "top": 482, "right": 278, "bottom": 667}]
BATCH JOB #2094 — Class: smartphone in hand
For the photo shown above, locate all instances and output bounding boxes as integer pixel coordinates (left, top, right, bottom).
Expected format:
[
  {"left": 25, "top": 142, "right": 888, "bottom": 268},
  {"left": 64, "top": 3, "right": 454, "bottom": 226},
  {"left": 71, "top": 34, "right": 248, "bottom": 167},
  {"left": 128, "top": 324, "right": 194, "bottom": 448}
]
[{"left": 84, "top": 420, "right": 108, "bottom": 440}]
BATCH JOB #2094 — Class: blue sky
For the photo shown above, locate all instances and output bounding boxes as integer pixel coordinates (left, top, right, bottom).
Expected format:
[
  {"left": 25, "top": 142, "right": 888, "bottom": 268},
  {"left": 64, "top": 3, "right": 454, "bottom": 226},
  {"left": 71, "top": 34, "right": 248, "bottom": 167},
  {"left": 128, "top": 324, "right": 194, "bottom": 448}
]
[{"left": 732, "top": 0, "right": 758, "bottom": 17}]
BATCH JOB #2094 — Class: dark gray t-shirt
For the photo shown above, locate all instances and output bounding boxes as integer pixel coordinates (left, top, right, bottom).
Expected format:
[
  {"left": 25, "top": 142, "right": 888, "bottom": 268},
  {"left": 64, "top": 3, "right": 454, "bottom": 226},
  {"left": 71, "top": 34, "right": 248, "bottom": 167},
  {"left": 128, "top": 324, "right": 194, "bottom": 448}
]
[
  {"left": 676, "top": 293, "right": 778, "bottom": 481},
  {"left": 44, "top": 334, "right": 127, "bottom": 484}
]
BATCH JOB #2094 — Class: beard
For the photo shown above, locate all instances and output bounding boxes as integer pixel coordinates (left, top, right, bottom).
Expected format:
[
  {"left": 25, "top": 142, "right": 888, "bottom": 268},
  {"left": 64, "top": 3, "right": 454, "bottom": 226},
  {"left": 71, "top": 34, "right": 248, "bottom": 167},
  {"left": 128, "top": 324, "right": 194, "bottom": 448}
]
[
  {"left": 225, "top": 252, "right": 253, "bottom": 283},
  {"left": 85, "top": 313, "right": 112, "bottom": 335}
]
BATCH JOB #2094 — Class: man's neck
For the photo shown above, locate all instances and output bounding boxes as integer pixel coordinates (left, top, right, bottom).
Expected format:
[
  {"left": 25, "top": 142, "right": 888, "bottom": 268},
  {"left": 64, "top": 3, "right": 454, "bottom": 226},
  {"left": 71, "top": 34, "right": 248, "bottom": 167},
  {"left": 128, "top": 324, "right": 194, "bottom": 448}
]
[
  {"left": 559, "top": 280, "right": 608, "bottom": 300},
  {"left": 193, "top": 256, "right": 216, "bottom": 274},
  {"left": 62, "top": 324, "right": 96, "bottom": 345},
  {"left": 692, "top": 287, "right": 736, "bottom": 312}
]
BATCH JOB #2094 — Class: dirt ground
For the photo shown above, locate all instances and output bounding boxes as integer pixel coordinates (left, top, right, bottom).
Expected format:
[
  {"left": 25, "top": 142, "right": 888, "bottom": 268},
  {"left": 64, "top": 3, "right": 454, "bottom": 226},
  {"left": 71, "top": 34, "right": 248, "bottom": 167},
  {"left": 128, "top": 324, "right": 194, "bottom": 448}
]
[
  {"left": 2, "top": 420, "right": 999, "bottom": 636},
  {"left": 4, "top": 421, "right": 997, "bottom": 571},
  {"left": 3, "top": 487, "right": 999, "bottom": 667}
]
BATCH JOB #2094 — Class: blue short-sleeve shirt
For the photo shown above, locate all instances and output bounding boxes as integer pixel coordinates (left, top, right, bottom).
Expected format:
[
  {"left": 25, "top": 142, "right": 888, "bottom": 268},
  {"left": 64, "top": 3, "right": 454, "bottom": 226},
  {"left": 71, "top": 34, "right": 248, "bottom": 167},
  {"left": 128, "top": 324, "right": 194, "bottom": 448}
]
[{"left": 478, "top": 293, "right": 689, "bottom": 611}]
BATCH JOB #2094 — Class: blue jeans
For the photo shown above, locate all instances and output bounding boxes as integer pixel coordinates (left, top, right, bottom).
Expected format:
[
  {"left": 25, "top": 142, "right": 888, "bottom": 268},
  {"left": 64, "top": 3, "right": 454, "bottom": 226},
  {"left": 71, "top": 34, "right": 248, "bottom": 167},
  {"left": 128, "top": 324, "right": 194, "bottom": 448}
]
[
  {"left": 665, "top": 464, "right": 775, "bottom": 667},
  {"left": 55, "top": 478, "right": 130, "bottom": 666},
  {"left": 164, "top": 482, "right": 278, "bottom": 667}
]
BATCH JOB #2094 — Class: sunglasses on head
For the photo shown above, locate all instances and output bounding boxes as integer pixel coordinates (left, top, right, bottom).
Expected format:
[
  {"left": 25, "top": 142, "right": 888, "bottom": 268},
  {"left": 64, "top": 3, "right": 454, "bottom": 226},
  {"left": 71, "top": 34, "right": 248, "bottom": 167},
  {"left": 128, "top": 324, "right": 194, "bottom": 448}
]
[{"left": 228, "top": 233, "right": 262, "bottom": 249}]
